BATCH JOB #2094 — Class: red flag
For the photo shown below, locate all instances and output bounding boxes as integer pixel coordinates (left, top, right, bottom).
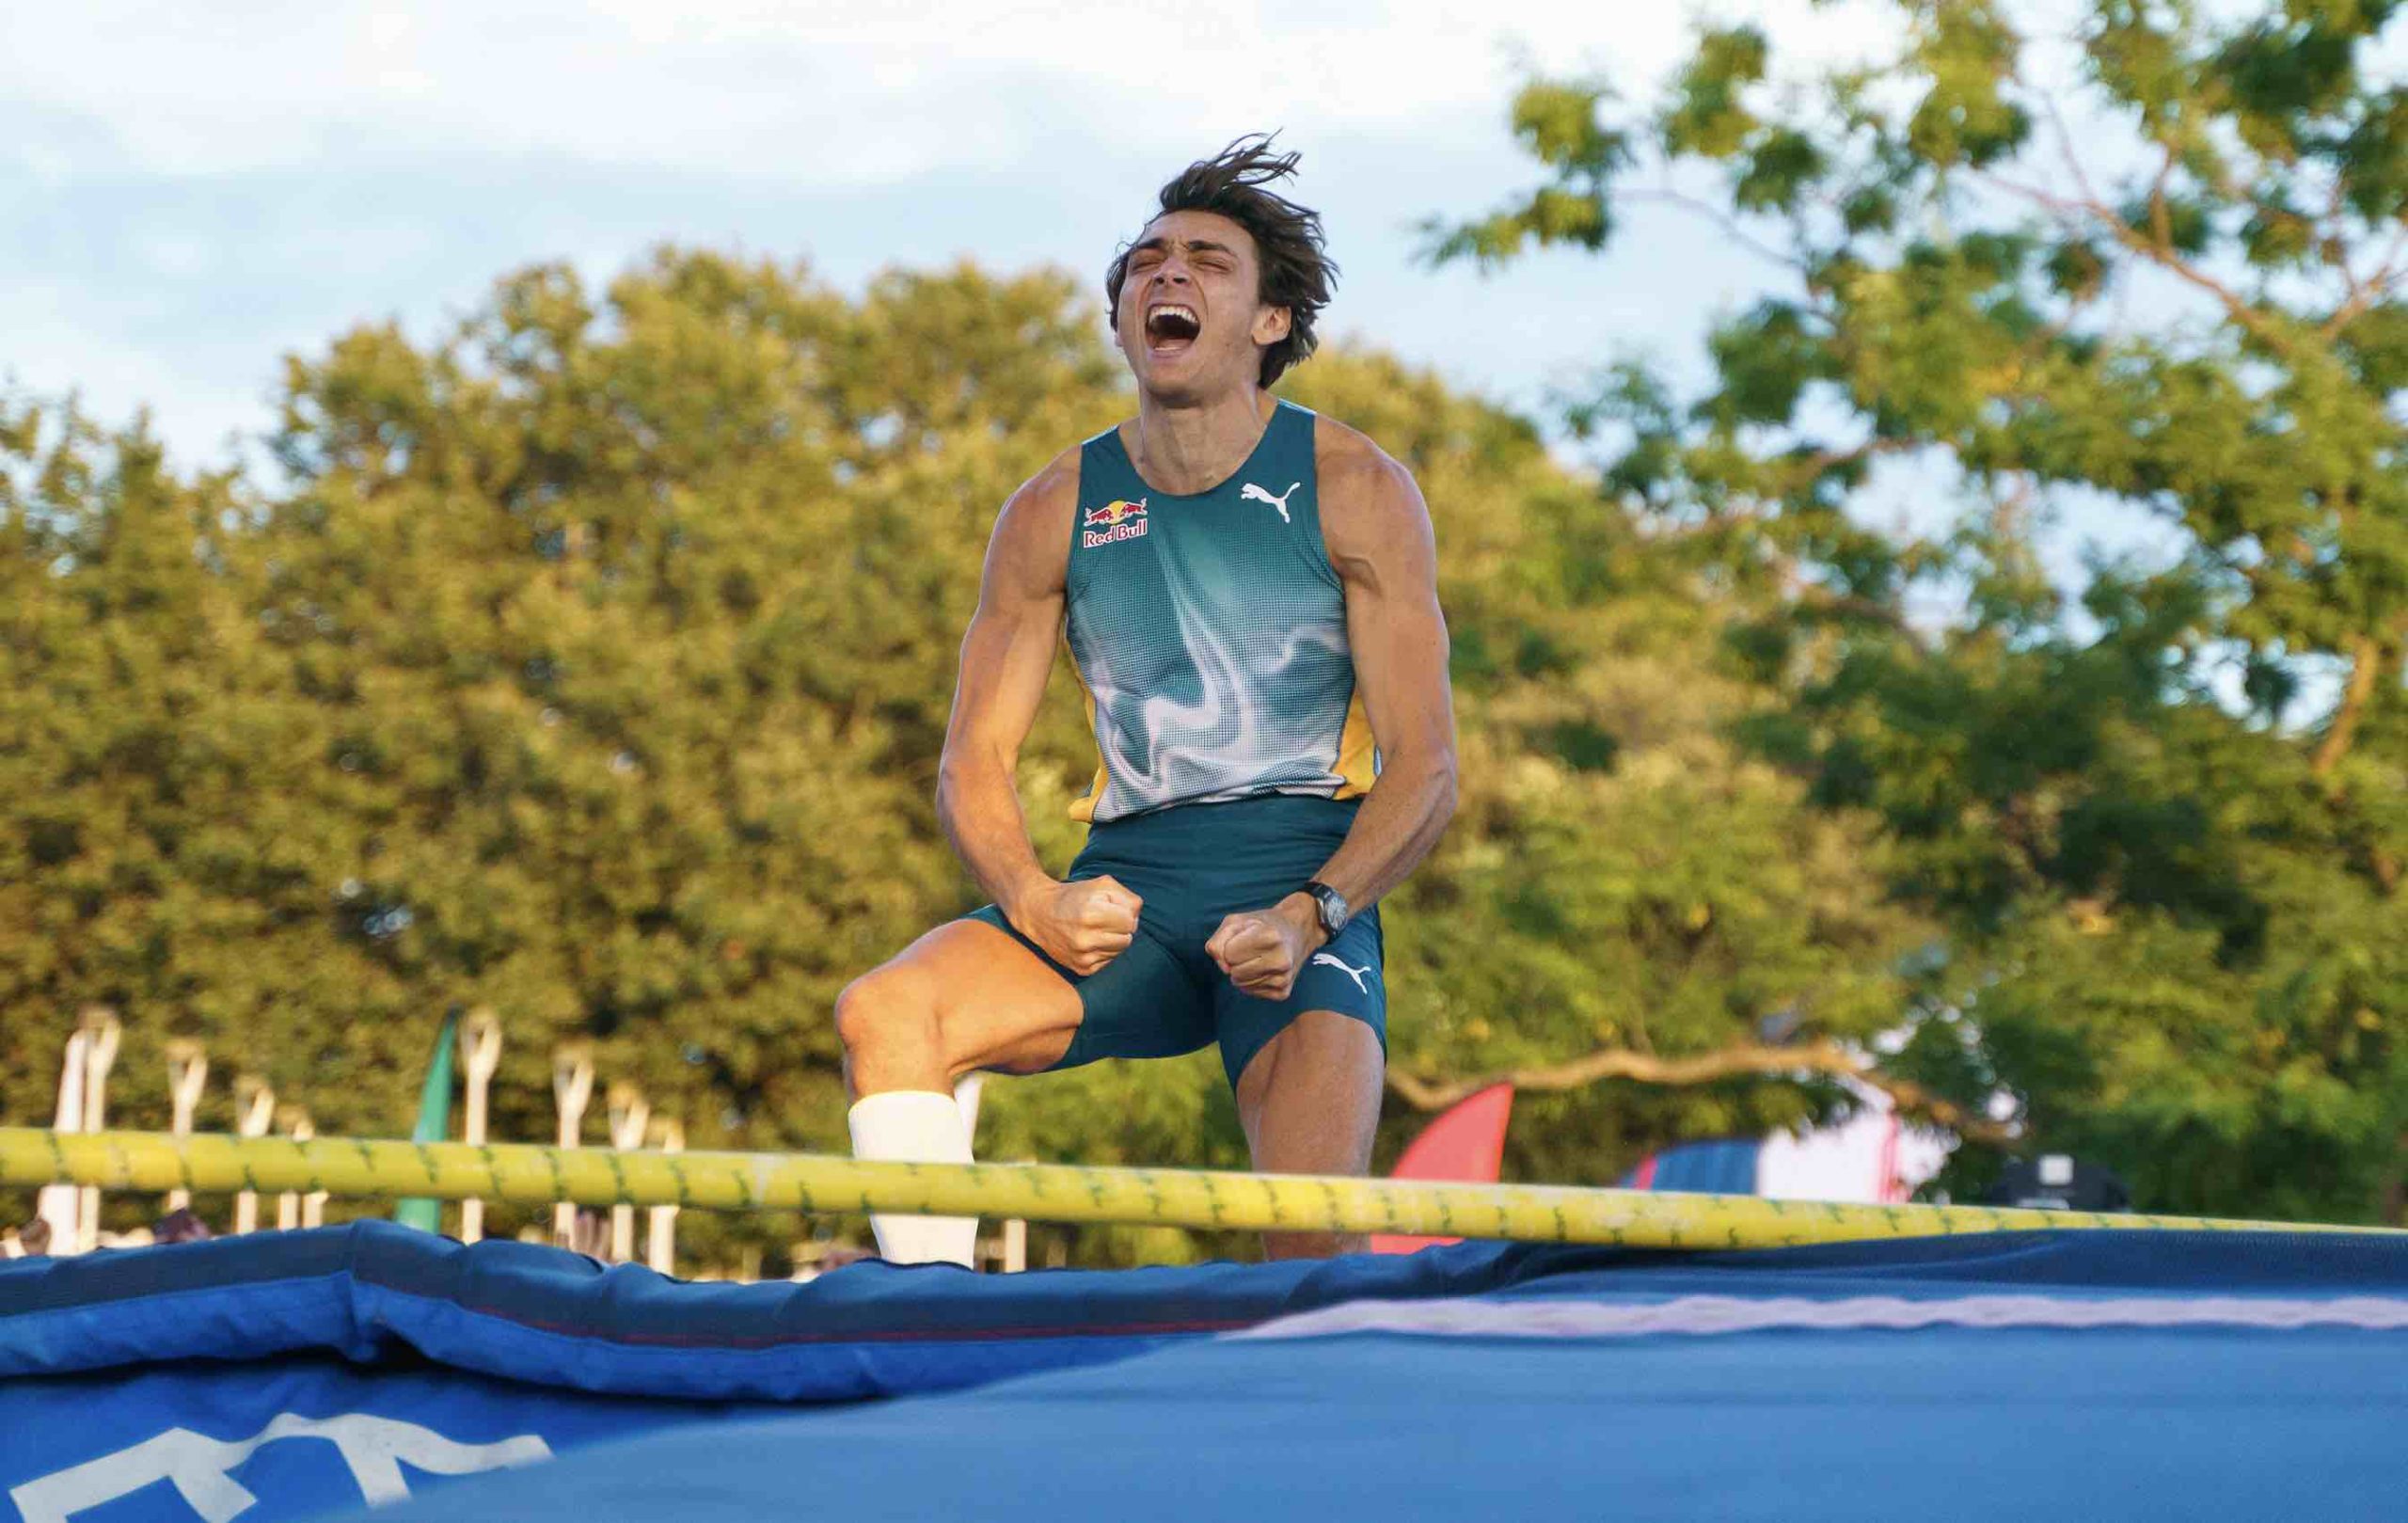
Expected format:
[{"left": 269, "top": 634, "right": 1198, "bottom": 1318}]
[{"left": 1370, "top": 1084, "right": 1514, "bottom": 1255}]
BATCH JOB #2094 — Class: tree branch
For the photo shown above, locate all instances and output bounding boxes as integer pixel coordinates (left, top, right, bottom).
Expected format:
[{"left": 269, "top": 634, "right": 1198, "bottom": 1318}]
[
  {"left": 1614, "top": 185, "right": 1810, "bottom": 276},
  {"left": 1979, "top": 172, "right": 2297, "bottom": 357},
  {"left": 1790, "top": 582, "right": 1912, "bottom": 632},
  {"left": 2324, "top": 225, "right": 2408, "bottom": 338},
  {"left": 2309, "top": 632, "right": 2384, "bottom": 777},
  {"left": 1386, "top": 1039, "right": 2014, "bottom": 1144},
  {"left": 2042, "top": 92, "right": 2109, "bottom": 212},
  {"left": 2146, "top": 149, "right": 2177, "bottom": 256}
]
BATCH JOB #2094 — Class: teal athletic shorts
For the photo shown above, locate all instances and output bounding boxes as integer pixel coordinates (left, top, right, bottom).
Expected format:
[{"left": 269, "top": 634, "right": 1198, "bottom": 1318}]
[{"left": 964, "top": 794, "right": 1386, "bottom": 1092}]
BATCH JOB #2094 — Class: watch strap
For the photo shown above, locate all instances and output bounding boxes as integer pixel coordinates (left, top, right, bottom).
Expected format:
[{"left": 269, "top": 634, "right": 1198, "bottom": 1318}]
[{"left": 1302, "top": 880, "right": 1350, "bottom": 937}]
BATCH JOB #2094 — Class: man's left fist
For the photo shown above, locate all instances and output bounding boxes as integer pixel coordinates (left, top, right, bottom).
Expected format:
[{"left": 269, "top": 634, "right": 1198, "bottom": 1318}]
[{"left": 1205, "top": 894, "right": 1326, "bottom": 1002}]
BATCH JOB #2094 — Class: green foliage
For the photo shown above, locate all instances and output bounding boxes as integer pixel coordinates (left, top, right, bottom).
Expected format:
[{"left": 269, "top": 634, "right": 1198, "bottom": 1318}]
[
  {"left": 1663, "top": 27, "right": 1770, "bottom": 158},
  {"left": 1423, "top": 78, "right": 1632, "bottom": 266},
  {"left": 1437, "top": 0, "right": 2407, "bottom": 1219}
]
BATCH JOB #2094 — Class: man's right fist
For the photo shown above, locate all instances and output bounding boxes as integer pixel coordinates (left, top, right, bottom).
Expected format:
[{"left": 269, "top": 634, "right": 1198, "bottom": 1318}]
[{"left": 1013, "top": 875, "right": 1143, "bottom": 976}]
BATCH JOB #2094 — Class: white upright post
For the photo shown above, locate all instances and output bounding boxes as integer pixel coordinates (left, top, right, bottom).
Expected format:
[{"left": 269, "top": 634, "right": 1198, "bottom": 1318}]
[
  {"left": 552, "top": 1042, "right": 594, "bottom": 1248},
  {"left": 606, "top": 1081, "right": 650, "bottom": 1262},
  {"left": 164, "top": 1039, "right": 209, "bottom": 1213},
  {"left": 457, "top": 1009, "right": 502, "bottom": 1245},
  {"left": 38, "top": 1028, "right": 88, "bottom": 1251},
  {"left": 276, "top": 1106, "right": 320, "bottom": 1230},
  {"left": 232, "top": 1077, "right": 275, "bottom": 1234},
  {"left": 289, "top": 1111, "right": 325, "bottom": 1228},
  {"left": 76, "top": 1007, "right": 120, "bottom": 1254},
  {"left": 645, "top": 1117, "right": 684, "bottom": 1275}
]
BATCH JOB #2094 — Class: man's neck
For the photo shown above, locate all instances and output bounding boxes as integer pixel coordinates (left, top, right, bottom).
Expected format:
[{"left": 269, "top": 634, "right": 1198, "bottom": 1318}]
[{"left": 1126, "top": 386, "right": 1275, "bottom": 496}]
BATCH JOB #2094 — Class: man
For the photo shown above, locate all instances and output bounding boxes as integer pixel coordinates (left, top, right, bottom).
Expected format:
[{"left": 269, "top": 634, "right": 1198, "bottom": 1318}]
[{"left": 835, "top": 136, "right": 1458, "bottom": 1263}]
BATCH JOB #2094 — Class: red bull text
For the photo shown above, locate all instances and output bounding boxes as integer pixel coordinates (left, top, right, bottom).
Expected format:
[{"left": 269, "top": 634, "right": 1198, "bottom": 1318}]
[{"left": 1082, "top": 498, "right": 1149, "bottom": 548}]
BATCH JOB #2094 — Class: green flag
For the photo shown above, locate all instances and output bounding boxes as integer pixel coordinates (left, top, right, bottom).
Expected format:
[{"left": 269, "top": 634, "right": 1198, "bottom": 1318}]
[{"left": 393, "top": 1007, "right": 460, "bottom": 1232}]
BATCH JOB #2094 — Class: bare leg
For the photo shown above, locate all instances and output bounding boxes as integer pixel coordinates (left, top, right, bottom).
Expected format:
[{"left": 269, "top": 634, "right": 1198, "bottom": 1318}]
[
  {"left": 1232, "top": 1010, "right": 1386, "bottom": 1260},
  {"left": 836, "top": 920, "right": 1085, "bottom": 1098},
  {"left": 835, "top": 920, "right": 1085, "bottom": 1265}
]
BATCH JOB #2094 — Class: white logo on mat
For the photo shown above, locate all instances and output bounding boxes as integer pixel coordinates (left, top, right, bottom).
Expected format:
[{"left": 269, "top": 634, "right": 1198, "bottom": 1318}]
[
  {"left": 1309, "top": 952, "right": 1371, "bottom": 993},
  {"left": 1241, "top": 481, "right": 1300, "bottom": 523},
  {"left": 11, "top": 1411, "right": 551, "bottom": 1523}
]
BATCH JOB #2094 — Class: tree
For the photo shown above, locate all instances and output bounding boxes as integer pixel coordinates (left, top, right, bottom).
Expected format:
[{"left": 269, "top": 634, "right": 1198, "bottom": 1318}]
[{"left": 1439, "top": 0, "right": 2406, "bottom": 1219}]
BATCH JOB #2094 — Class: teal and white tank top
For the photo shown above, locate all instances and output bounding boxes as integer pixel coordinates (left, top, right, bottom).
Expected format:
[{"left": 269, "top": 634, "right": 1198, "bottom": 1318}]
[{"left": 1064, "top": 399, "right": 1377, "bottom": 825}]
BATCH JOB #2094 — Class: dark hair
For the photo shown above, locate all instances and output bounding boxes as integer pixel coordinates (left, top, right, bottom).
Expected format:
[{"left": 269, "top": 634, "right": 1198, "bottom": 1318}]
[{"left": 1105, "top": 135, "right": 1338, "bottom": 388}]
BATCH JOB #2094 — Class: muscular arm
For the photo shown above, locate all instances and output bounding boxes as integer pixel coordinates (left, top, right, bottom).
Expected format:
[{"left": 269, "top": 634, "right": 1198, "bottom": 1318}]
[
  {"left": 935, "top": 452, "right": 1077, "bottom": 924},
  {"left": 1303, "top": 425, "right": 1460, "bottom": 921},
  {"left": 1207, "top": 423, "right": 1459, "bottom": 996}
]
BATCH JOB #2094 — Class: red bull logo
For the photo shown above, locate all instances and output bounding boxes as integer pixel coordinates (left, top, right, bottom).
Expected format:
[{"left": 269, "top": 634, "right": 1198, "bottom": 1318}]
[{"left": 1081, "top": 497, "right": 1149, "bottom": 548}]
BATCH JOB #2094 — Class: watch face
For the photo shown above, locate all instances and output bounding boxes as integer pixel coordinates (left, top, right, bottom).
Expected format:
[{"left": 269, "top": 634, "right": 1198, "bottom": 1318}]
[{"left": 1315, "top": 886, "right": 1349, "bottom": 935}]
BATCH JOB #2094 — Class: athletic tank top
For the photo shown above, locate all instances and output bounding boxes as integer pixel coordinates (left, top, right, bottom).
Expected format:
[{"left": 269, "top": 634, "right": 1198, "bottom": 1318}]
[{"left": 1065, "top": 399, "right": 1377, "bottom": 824}]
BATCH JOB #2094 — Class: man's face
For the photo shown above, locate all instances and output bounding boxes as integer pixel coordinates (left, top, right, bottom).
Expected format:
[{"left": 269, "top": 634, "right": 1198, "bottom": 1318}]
[{"left": 1115, "top": 209, "right": 1291, "bottom": 403}]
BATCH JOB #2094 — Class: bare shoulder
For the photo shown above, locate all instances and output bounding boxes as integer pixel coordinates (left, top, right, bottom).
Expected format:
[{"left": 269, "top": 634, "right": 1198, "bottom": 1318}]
[
  {"left": 985, "top": 443, "right": 1083, "bottom": 595},
  {"left": 1311, "top": 414, "right": 1432, "bottom": 569},
  {"left": 999, "top": 443, "right": 1083, "bottom": 540}
]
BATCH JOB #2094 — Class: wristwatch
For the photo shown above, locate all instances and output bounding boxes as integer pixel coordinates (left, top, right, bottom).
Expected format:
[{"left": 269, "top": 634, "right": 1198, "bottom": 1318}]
[{"left": 1302, "top": 880, "right": 1351, "bottom": 940}]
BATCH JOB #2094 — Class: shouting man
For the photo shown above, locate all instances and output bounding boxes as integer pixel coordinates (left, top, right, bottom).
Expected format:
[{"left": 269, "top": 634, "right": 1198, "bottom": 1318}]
[{"left": 835, "top": 136, "right": 1459, "bottom": 1262}]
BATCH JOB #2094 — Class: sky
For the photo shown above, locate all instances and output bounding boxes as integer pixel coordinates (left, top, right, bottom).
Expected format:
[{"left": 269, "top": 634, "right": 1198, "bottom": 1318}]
[
  {"left": 3, "top": 0, "right": 1893, "bottom": 474},
  {"left": 8, "top": 0, "right": 2287, "bottom": 649}
]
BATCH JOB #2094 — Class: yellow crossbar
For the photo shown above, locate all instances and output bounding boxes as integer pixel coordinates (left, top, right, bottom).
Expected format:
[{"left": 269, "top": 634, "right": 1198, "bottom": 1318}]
[{"left": 2, "top": 1128, "right": 2392, "bottom": 1250}]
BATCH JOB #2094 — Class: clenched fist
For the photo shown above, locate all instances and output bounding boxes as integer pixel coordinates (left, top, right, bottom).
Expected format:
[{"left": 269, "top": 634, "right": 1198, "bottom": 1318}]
[
  {"left": 1206, "top": 895, "right": 1326, "bottom": 1001},
  {"left": 1012, "top": 875, "right": 1143, "bottom": 976}
]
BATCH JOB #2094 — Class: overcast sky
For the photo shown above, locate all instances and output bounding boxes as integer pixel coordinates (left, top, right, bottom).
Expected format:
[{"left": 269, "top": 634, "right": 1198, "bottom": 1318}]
[{"left": 2, "top": 0, "right": 1912, "bottom": 475}]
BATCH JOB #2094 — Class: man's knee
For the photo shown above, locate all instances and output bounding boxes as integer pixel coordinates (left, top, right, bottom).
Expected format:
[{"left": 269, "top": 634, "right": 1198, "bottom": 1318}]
[{"left": 833, "top": 964, "right": 939, "bottom": 1063}]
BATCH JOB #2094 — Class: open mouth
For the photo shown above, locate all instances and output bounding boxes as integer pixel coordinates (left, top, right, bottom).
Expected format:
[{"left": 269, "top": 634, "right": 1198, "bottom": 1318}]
[{"left": 1144, "top": 302, "right": 1201, "bottom": 355}]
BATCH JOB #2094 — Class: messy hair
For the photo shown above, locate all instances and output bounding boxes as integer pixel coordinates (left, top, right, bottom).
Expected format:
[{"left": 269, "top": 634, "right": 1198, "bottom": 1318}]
[{"left": 1105, "top": 135, "right": 1338, "bottom": 388}]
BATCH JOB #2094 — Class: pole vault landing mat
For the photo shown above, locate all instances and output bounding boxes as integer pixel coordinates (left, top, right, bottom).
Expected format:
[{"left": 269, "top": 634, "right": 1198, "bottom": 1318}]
[{"left": 4, "top": 1221, "right": 2404, "bottom": 1521}]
